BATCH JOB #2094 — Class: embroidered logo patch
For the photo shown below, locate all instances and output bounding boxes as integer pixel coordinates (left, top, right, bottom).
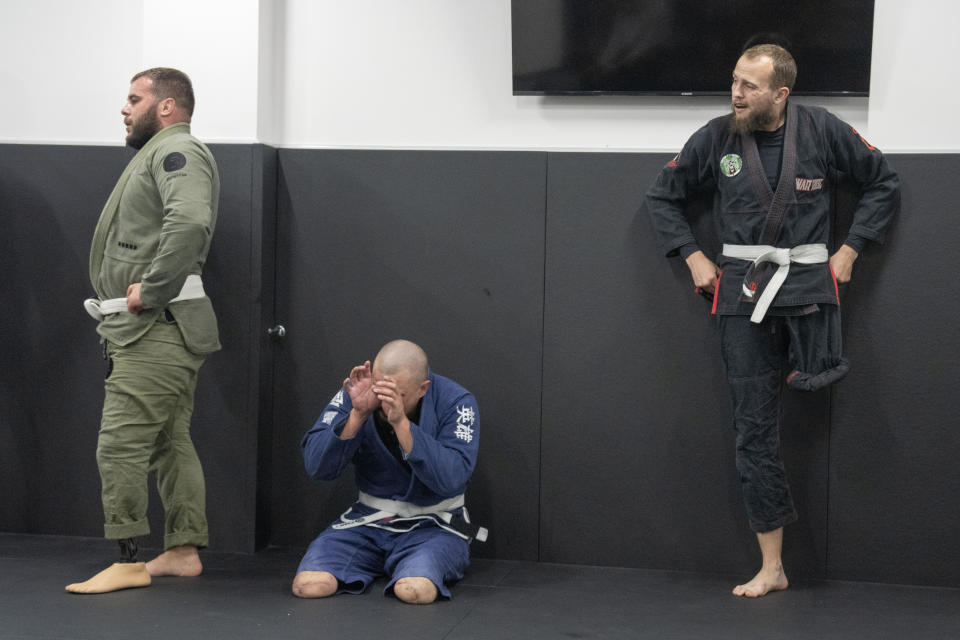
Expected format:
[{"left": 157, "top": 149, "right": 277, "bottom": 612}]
[
  {"left": 454, "top": 405, "right": 476, "bottom": 443},
  {"left": 795, "top": 177, "right": 824, "bottom": 192},
  {"left": 321, "top": 410, "right": 339, "bottom": 425},
  {"left": 163, "top": 152, "right": 187, "bottom": 172},
  {"left": 330, "top": 389, "right": 344, "bottom": 407},
  {"left": 720, "top": 154, "right": 742, "bottom": 177}
]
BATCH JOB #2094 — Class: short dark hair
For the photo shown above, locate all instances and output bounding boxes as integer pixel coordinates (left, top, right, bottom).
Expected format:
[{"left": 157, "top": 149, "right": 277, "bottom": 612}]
[
  {"left": 741, "top": 44, "right": 797, "bottom": 91},
  {"left": 131, "top": 67, "right": 195, "bottom": 116}
]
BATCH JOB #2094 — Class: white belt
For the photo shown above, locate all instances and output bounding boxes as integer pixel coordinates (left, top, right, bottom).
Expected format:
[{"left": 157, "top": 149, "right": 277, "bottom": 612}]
[
  {"left": 332, "top": 491, "right": 488, "bottom": 542},
  {"left": 722, "top": 243, "right": 828, "bottom": 324},
  {"left": 357, "top": 491, "right": 464, "bottom": 519},
  {"left": 83, "top": 274, "right": 206, "bottom": 321}
]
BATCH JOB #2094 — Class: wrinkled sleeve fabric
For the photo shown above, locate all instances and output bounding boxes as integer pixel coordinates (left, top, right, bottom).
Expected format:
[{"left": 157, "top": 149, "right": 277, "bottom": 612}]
[
  {"left": 645, "top": 124, "right": 717, "bottom": 257},
  {"left": 139, "top": 140, "right": 216, "bottom": 309},
  {"left": 301, "top": 389, "right": 364, "bottom": 482},
  {"left": 826, "top": 113, "right": 900, "bottom": 248}
]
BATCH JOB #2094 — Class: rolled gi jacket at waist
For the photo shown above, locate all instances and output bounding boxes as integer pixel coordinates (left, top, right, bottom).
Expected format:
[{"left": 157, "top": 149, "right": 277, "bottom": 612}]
[
  {"left": 83, "top": 274, "right": 206, "bottom": 321},
  {"left": 722, "top": 243, "right": 828, "bottom": 324}
]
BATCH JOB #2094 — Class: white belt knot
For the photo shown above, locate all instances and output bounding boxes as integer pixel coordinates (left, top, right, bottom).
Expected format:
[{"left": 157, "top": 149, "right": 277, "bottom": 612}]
[
  {"left": 722, "top": 243, "right": 828, "bottom": 323},
  {"left": 331, "top": 491, "right": 488, "bottom": 542},
  {"left": 83, "top": 274, "right": 206, "bottom": 321},
  {"left": 356, "top": 491, "right": 465, "bottom": 519}
]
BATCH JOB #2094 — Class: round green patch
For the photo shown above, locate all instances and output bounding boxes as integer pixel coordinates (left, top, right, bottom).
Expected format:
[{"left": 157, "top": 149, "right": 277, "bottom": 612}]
[{"left": 720, "top": 154, "right": 743, "bottom": 177}]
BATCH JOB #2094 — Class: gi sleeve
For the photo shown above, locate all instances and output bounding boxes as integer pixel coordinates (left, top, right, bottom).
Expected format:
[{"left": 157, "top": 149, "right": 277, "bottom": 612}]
[
  {"left": 826, "top": 114, "right": 901, "bottom": 247},
  {"left": 139, "top": 141, "right": 216, "bottom": 309},
  {"left": 645, "top": 124, "right": 717, "bottom": 257},
  {"left": 301, "top": 389, "right": 364, "bottom": 482},
  {"left": 404, "top": 392, "right": 479, "bottom": 497}
]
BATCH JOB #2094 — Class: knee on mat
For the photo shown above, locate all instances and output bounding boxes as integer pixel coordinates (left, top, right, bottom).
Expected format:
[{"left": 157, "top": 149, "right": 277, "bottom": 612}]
[
  {"left": 393, "top": 577, "right": 438, "bottom": 604},
  {"left": 291, "top": 571, "right": 338, "bottom": 598}
]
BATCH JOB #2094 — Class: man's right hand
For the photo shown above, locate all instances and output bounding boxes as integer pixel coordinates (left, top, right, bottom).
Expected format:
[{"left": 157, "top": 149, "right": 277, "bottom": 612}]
[
  {"left": 685, "top": 250, "right": 720, "bottom": 294},
  {"left": 344, "top": 360, "right": 380, "bottom": 415},
  {"left": 339, "top": 361, "right": 379, "bottom": 439}
]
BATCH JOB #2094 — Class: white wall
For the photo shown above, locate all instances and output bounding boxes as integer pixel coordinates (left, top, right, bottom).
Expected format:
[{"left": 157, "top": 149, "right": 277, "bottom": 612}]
[
  {"left": 1, "top": 0, "right": 957, "bottom": 151},
  {"left": 0, "top": 0, "right": 141, "bottom": 144},
  {"left": 0, "top": 0, "right": 260, "bottom": 145},
  {"left": 140, "top": 0, "right": 261, "bottom": 143}
]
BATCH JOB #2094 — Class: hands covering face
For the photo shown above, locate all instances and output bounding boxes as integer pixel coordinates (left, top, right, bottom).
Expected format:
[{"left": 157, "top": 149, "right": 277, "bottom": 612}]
[
  {"left": 343, "top": 361, "right": 379, "bottom": 414},
  {"left": 342, "top": 361, "right": 408, "bottom": 426},
  {"left": 372, "top": 376, "right": 406, "bottom": 425}
]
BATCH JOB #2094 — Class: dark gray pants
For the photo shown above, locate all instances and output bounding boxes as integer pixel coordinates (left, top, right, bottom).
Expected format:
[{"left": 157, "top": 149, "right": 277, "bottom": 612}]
[{"left": 718, "top": 306, "right": 844, "bottom": 532}]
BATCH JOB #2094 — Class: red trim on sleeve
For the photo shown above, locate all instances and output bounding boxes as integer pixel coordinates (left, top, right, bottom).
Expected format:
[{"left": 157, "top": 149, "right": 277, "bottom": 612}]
[
  {"left": 711, "top": 270, "right": 722, "bottom": 315},
  {"left": 829, "top": 264, "right": 840, "bottom": 303},
  {"left": 851, "top": 126, "right": 877, "bottom": 151}
]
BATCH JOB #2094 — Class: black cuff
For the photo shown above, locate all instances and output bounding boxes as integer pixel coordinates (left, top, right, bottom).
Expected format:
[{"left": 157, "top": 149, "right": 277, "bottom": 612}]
[
  {"left": 678, "top": 243, "right": 701, "bottom": 260},
  {"left": 842, "top": 234, "right": 867, "bottom": 255}
]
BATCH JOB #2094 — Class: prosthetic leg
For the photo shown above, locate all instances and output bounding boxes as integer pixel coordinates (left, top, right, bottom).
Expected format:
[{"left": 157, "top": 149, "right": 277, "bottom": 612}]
[{"left": 65, "top": 538, "right": 151, "bottom": 594}]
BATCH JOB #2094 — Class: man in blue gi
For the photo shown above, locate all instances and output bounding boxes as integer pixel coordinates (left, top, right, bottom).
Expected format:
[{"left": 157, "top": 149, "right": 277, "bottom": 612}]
[
  {"left": 646, "top": 44, "right": 898, "bottom": 597},
  {"left": 292, "top": 339, "right": 483, "bottom": 604}
]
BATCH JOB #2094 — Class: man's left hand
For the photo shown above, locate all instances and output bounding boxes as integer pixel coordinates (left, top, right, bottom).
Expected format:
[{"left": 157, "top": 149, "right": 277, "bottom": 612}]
[
  {"left": 374, "top": 376, "right": 406, "bottom": 426},
  {"left": 126, "top": 283, "right": 145, "bottom": 315},
  {"left": 374, "top": 376, "right": 414, "bottom": 454},
  {"left": 829, "top": 245, "right": 859, "bottom": 284}
]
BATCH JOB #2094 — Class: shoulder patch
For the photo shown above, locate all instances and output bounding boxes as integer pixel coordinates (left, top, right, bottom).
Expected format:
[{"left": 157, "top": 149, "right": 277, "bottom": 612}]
[{"left": 163, "top": 152, "right": 187, "bottom": 172}]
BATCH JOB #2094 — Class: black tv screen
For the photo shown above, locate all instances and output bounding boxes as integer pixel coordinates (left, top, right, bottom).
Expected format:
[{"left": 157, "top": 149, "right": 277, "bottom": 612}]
[{"left": 512, "top": 0, "right": 876, "bottom": 96}]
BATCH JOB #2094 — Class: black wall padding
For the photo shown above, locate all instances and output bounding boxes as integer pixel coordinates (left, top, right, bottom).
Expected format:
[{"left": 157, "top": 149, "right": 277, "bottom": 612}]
[
  {"left": 0, "top": 145, "right": 129, "bottom": 540},
  {"left": 1, "top": 143, "right": 957, "bottom": 587},
  {"left": 827, "top": 155, "right": 960, "bottom": 587}
]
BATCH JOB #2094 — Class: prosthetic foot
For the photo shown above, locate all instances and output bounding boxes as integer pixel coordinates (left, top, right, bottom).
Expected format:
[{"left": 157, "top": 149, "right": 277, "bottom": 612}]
[{"left": 65, "top": 538, "right": 151, "bottom": 594}]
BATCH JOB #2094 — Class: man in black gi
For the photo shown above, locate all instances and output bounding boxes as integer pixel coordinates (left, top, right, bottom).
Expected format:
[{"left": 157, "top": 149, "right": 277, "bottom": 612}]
[{"left": 646, "top": 44, "right": 899, "bottom": 597}]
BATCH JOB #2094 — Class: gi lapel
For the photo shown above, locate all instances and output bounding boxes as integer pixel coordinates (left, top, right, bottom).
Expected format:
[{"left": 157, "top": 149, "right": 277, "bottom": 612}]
[
  {"left": 737, "top": 102, "right": 800, "bottom": 304},
  {"left": 741, "top": 101, "right": 799, "bottom": 246}
]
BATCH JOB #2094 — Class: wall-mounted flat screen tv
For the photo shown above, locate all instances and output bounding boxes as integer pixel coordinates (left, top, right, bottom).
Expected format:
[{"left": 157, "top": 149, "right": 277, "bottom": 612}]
[{"left": 512, "top": 0, "right": 875, "bottom": 96}]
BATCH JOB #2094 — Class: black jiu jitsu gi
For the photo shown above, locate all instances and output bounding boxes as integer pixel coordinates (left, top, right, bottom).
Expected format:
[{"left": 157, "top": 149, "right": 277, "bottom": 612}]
[{"left": 646, "top": 102, "right": 899, "bottom": 531}]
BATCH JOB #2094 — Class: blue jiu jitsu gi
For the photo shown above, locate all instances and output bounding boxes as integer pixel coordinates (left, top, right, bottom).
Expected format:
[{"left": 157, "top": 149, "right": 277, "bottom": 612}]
[{"left": 297, "top": 371, "right": 481, "bottom": 597}]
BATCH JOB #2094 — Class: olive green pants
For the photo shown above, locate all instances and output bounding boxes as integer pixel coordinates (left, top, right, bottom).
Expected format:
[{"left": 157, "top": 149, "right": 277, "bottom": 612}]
[{"left": 97, "top": 317, "right": 208, "bottom": 549}]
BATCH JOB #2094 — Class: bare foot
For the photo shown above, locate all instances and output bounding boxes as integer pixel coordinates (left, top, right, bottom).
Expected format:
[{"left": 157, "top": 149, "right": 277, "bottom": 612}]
[
  {"left": 65, "top": 562, "right": 151, "bottom": 594},
  {"left": 732, "top": 565, "right": 789, "bottom": 598},
  {"left": 145, "top": 545, "right": 203, "bottom": 577}
]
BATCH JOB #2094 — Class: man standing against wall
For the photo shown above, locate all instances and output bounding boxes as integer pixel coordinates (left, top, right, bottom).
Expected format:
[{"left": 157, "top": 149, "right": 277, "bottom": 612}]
[
  {"left": 67, "top": 68, "right": 221, "bottom": 594},
  {"left": 646, "top": 45, "right": 899, "bottom": 597}
]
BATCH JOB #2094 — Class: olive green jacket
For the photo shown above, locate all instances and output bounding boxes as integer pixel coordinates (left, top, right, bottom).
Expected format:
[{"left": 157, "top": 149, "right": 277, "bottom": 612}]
[{"left": 89, "top": 122, "right": 221, "bottom": 354}]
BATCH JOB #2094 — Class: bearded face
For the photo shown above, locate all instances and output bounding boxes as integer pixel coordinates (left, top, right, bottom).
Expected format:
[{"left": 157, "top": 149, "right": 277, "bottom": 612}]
[
  {"left": 730, "top": 54, "right": 786, "bottom": 135},
  {"left": 125, "top": 102, "right": 161, "bottom": 149},
  {"left": 730, "top": 93, "right": 779, "bottom": 135}
]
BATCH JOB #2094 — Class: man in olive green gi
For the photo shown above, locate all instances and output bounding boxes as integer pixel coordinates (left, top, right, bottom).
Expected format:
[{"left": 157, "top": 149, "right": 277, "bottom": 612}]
[{"left": 66, "top": 68, "right": 221, "bottom": 594}]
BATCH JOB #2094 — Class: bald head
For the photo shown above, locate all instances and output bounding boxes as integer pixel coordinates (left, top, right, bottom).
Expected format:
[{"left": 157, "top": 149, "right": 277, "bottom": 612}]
[
  {"left": 372, "top": 340, "right": 430, "bottom": 416},
  {"left": 373, "top": 340, "right": 429, "bottom": 385}
]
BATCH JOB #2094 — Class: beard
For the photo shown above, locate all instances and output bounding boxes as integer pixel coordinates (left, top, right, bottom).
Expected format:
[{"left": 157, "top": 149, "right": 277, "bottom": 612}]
[
  {"left": 729, "top": 100, "right": 779, "bottom": 135},
  {"left": 125, "top": 106, "right": 161, "bottom": 149}
]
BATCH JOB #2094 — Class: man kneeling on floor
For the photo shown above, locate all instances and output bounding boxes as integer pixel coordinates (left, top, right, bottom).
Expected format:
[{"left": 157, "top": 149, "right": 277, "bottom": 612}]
[{"left": 292, "top": 339, "right": 485, "bottom": 604}]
